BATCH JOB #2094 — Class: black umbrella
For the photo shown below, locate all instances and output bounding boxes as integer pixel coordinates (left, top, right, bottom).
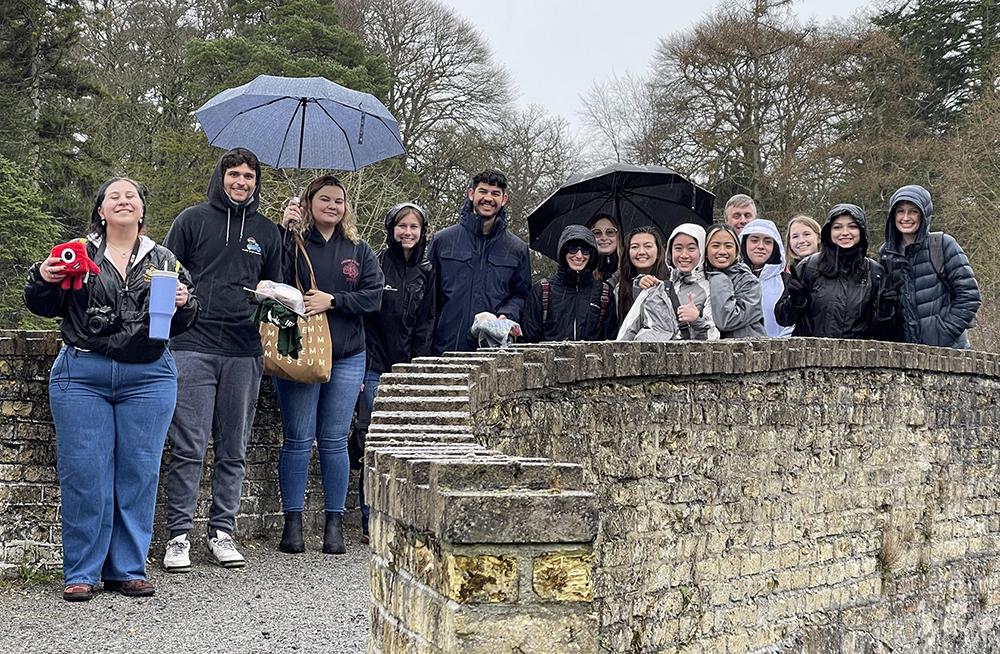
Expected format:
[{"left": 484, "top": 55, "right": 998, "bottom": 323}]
[{"left": 527, "top": 163, "right": 714, "bottom": 261}]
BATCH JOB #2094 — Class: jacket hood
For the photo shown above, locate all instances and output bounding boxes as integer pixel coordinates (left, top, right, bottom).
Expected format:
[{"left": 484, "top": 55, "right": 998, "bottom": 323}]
[
  {"left": 667, "top": 223, "right": 707, "bottom": 282},
  {"left": 823, "top": 203, "right": 869, "bottom": 252},
  {"left": 885, "top": 184, "right": 933, "bottom": 250},
  {"left": 557, "top": 224, "right": 599, "bottom": 272},
  {"left": 459, "top": 183, "right": 509, "bottom": 238},
  {"left": 207, "top": 154, "right": 263, "bottom": 214},
  {"left": 384, "top": 202, "right": 430, "bottom": 264},
  {"left": 739, "top": 219, "right": 785, "bottom": 277}
]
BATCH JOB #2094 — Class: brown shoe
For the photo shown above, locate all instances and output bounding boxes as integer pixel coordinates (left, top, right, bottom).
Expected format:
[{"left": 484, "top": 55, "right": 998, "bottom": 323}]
[
  {"left": 104, "top": 579, "right": 155, "bottom": 597},
  {"left": 63, "top": 584, "right": 94, "bottom": 602}
]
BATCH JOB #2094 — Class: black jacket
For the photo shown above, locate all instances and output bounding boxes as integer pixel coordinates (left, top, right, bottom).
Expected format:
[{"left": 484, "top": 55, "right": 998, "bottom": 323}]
[
  {"left": 284, "top": 227, "right": 384, "bottom": 361},
  {"left": 426, "top": 195, "right": 531, "bottom": 354},
  {"left": 776, "top": 204, "right": 893, "bottom": 340},
  {"left": 24, "top": 235, "right": 199, "bottom": 363},
  {"left": 878, "top": 185, "right": 980, "bottom": 348},
  {"left": 364, "top": 205, "right": 436, "bottom": 374},
  {"left": 163, "top": 155, "right": 283, "bottom": 356},
  {"left": 523, "top": 225, "right": 617, "bottom": 342}
]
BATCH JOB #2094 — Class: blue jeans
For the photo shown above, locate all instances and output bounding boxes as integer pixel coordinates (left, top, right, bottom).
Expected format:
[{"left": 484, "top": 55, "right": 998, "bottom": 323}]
[
  {"left": 273, "top": 351, "right": 366, "bottom": 513},
  {"left": 358, "top": 370, "right": 382, "bottom": 522},
  {"left": 49, "top": 346, "right": 177, "bottom": 585}
]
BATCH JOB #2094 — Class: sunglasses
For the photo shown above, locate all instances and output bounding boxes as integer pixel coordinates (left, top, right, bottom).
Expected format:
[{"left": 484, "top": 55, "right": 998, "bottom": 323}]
[
  {"left": 591, "top": 228, "right": 619, "bottom": 237},
  {"left": 566, "top": 244, "right": 594, "bottom": 256}
]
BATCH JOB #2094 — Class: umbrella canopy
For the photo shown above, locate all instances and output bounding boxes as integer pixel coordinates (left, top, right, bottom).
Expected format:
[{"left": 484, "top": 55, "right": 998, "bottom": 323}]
[
  {"left": 527, "top": 163, "right": 714, "bottom": 262},
  {"left": 195, "top": 75, "right": 405, "bottom": 177}
]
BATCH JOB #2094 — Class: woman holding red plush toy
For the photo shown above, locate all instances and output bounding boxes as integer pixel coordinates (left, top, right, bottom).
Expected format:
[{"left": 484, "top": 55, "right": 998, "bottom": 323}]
[{"left": 23, "top": 178, "right": 199, "bottom": 602}]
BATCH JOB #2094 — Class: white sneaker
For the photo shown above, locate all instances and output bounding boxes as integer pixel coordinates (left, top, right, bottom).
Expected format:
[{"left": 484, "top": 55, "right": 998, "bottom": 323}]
[
  {"left": 207, "top": 530, "right": 246, "bottom": 568},
  {"left": 163, "top": 534, "right": 191, "bottom": 573}
]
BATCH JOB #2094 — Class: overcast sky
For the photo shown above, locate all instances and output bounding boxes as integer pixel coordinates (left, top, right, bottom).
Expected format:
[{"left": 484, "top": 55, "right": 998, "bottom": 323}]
[{"left": 438, "top": 0, "right": 875, "bottom": 132}]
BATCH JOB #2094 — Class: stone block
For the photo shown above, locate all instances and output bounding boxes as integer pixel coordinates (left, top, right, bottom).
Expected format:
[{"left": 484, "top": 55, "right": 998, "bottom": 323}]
[
  {"left": 446, "top": 553, "right": 517, "bottom": 603},
  {"left": 532, "top": 549, "right": 593, "bottom": 602}
]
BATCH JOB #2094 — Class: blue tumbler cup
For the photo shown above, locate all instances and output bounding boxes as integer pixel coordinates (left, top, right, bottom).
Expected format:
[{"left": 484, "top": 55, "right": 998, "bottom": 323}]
[{"left": 149, "top": 270, "right": 179, "bottom": 340}]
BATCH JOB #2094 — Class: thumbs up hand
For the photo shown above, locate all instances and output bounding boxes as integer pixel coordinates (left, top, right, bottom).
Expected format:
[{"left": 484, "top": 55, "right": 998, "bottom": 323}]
[{"left": 677, "top": 292, "right": 699, "bottom": 323}]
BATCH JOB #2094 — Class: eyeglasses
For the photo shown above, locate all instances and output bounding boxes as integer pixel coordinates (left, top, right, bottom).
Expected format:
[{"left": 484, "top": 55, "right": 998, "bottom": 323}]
[
  {"left": 566, "top": 245, "right": 594, "bottom": 255},
  {"left": 591, "top": 228, "right": 619, "bottom": 237}
]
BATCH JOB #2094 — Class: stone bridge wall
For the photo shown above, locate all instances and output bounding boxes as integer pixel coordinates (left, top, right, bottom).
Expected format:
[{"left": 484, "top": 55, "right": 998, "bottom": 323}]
[
  {"left": 0, "top": 330, "right": 349, "bottom": 574},
  {"left": 365, "top": 339, "right": 1000, "bottom": 654}
]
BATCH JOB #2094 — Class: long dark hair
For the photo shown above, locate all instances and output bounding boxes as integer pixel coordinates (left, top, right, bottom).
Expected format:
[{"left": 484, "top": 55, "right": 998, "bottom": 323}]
[
  {"left": 617, "top": 226, "right": 669, "bottom": 324},
  {"left": 816, "top": 211, "right": 868, "bottom": 283},
  {"left": 89, "top": 177, "right": 146, "bottom": 237}
]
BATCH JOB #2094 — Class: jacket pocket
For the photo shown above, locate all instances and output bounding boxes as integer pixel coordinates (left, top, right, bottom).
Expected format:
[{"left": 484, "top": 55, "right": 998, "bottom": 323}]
[
  {"left": 486, "top": 252, "right": 519, "bottom": 308},
  {"left": 438, "top": 251, "right": 472, "bottom": 300}
]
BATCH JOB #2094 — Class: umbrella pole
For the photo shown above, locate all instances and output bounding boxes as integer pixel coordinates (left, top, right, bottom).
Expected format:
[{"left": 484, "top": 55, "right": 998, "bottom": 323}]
[{"left": 296, "top": 98, "right": 307, "bottom": 197}]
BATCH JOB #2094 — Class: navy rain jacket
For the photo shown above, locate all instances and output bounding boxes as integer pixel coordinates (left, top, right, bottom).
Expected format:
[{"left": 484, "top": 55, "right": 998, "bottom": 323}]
[
  {"left": 427, "top": 193, "right": 531, "bottom": 354},
  {"left": 878, "top": 185, "right": 980, "bottom": 349}
]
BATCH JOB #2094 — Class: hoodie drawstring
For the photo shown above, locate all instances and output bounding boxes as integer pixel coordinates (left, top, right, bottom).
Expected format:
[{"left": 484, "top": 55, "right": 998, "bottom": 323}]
[
  {"left": 226, "top": 208, "right": 231, "bottom": 247},
  {"left": 240, "top": 208, "right": 246, "bottom": 243}
]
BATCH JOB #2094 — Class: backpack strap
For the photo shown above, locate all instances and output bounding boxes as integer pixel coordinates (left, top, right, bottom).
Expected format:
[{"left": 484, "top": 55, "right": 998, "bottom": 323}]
[
  {"left": 598, "top": 281, "right": 611, "bottom": 322},
  {"left": 929, "top": 232, "right": 948, "bottom": 290},
  {"left": 541, "top": 278, "right": 550, "bottom": 324},
  {"left": 664, "top": 280, "right": 693, "bottom": 339}
]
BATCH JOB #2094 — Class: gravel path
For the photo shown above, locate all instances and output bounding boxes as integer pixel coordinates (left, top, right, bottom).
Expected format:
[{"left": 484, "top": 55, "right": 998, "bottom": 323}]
[{"left": 0, "top": 532, "right": 370, "bottom": 654}]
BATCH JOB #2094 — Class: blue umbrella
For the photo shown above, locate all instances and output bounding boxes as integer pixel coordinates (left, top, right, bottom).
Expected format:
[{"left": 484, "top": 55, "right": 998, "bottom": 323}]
[{"left": 195, "top": 75, "right": 405, "bottom": 191}]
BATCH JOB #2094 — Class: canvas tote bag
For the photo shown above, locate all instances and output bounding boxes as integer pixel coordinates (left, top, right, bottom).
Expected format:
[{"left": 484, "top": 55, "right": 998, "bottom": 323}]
[{"left": 260, "top": 235, "right": 332, "bottom": 384}]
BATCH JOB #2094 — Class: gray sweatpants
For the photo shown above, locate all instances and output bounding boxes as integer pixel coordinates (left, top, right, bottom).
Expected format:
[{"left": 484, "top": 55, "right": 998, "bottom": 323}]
[{"left": 164, "top": 350, "right": 263, "bottom": 536}]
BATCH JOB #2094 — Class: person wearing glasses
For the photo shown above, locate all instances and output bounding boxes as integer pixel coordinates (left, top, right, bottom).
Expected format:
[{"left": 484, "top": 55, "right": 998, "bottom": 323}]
[
  {"left": 585, "top": 214, "right": 622, "bottom": 286},
  {"left": 522, "top": 225, "right": 617, "bottom": 342}
]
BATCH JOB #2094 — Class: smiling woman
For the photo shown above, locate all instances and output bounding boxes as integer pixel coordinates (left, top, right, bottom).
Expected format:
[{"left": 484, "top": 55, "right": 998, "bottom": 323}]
[
  {"left": 522, "top": 224, "right": 617, "bottom": 343},
  {"left": 274, "top": 174, "right": 385, "bottom": 555},
  {"left": 776, "top": 204, "right": 896, "bottom": 340},
  {"left": 22, "top": 176, "right": 199, "bottom": 602}
]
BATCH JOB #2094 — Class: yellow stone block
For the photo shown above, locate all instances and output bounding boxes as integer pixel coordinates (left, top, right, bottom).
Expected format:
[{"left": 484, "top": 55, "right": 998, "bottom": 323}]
[
  {"left": 533, "top": 549, "right": 594, "bottom": 602},
  {"left": 446, "top": 554, "right": 517, "bottom": 603}
]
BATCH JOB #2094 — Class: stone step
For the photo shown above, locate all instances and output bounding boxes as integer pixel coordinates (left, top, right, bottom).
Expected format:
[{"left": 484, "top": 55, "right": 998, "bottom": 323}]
[
  {"left": 375, "top": 383, "right": 470, "bottom": 398},
  {"left": 373, "top": 396, "right": 469, "bottom": 413},
  {"left": 368, "top": 423, "right": 472, "bottom": 434},
  {"left": 392, "top": 363, "right": 485, "bottom": 374},
  {"left": 371, "top": 410, "right": 470, "bottom": 426},
  {"left": 377, "top": 372, "right": 468, "bottom": 386}
]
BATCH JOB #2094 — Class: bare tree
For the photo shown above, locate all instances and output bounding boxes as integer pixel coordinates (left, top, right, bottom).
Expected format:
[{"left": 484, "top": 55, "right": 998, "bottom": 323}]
[
  {"left": 578, "top": 70, "right": 663, "bottom": 166},
  {"left": 337, "top": 0, "right": 513, "bottom": 167}
]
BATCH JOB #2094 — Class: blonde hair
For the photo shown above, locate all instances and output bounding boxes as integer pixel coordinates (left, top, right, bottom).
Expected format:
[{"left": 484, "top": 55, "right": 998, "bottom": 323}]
[
  {"left": 293, "top": 175, "right": 359, "bottom": 243},
  {"left": 784, "top": 214, "right": 821, "bottom": 264}
]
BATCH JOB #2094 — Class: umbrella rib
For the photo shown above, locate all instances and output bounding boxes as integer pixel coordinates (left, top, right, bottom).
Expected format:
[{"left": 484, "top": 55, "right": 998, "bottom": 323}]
[
  {"left": 313, "top": 101, "right": 357, "bottom": 170},
  {"left": 274, "top": 99, "right": 304, "bottom": 168},
  {"left": 199, "top": 96, "right": 295, "bottom": 141}
]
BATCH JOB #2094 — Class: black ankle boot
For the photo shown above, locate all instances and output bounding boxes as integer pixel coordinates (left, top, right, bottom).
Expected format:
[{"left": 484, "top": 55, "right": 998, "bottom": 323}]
[
  {"left": 323, "top": 512, "right": 346, "bottom": 554},
  {"left": 279, "top": 512, "right": 305, "bottom": 553}
]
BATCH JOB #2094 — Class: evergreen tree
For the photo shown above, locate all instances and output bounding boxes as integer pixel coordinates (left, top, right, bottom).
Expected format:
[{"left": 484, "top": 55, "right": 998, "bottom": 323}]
[
  {"left": 0, "top": 155, "right": 61, "bottom": 328},
  {"left": 874, "top": 0, "right": 1000, "bottom": 131}
]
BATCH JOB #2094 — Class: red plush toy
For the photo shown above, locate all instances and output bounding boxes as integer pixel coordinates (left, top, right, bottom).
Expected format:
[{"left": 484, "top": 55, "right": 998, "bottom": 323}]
[{"left": 50, "top": 240, "right": 100, "bottom": 290}]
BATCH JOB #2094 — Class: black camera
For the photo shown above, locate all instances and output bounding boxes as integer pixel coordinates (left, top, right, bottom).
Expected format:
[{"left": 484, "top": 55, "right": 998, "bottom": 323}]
[{"left": 86, "top": 306, "right": 119, "bottom": 335}]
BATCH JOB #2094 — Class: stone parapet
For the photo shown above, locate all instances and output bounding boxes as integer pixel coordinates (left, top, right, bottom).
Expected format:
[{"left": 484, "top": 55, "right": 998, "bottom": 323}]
[{"left": 366, "top": 338, "right": 1000, "bottom": 653}]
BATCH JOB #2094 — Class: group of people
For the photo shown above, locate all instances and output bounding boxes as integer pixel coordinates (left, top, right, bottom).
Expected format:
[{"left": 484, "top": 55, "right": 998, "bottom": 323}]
[
  {"left": 529, "top": 190, "right": 980, "bottom": 350},
  {"left": 23, "top": 149, "right": 981, "bottom": 603}
]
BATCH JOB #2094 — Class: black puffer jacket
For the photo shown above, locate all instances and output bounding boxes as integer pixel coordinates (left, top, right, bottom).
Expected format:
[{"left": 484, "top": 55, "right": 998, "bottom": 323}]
[
  {"left": 775, "top": 204, "right": 893, "bottom": 340},
  {"left": 878, "top": 185, "right": 980, "bottom": 348},
  {"left": 522, "top": 225, "right": 616, "bottom": 342},
  {"left": 24, "top": 235, "right": 199, "bottom": 362},
  {"left": 364, "top": 204, "right": 436, "bottom": 374}
]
